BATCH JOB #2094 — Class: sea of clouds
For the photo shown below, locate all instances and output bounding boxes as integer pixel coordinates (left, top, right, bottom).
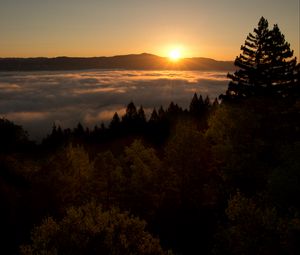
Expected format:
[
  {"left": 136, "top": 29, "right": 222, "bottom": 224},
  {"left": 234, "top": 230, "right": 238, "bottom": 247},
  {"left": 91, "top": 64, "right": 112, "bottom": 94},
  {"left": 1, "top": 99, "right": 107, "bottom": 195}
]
[{"left": 0, "top": 70, "right": 229, "bottom": 140}]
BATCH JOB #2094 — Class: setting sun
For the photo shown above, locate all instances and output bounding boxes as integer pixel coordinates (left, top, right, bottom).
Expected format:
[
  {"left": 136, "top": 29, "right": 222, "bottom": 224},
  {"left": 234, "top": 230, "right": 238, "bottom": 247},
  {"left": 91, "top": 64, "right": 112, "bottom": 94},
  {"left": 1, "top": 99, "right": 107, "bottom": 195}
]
[{"left": 169, "top": 49, "right": 182, "bottom": 61}]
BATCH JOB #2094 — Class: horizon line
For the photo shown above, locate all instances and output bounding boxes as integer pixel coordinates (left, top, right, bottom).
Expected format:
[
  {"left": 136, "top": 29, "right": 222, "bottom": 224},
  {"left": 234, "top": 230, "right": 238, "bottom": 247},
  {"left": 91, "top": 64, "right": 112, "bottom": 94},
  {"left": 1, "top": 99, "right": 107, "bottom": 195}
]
[{"left": 0, "top": 52, "right": 234, "bottom": 62}]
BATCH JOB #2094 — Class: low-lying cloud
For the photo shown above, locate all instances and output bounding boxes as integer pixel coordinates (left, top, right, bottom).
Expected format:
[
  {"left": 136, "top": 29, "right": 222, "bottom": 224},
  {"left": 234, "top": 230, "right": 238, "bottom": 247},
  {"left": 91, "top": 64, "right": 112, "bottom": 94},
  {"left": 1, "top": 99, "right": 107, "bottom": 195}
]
[{"left": 0, "top": 70, "right": 229, "bottom": 140}]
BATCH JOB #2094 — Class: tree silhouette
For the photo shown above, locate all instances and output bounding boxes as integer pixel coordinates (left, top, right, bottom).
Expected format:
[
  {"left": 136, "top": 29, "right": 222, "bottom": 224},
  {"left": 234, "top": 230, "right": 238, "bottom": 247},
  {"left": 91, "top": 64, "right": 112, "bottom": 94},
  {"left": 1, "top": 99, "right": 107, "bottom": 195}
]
[
  {"left": 225, "top": 17, "right": 297, "bottom": 99},
  {"left": 204, "top": 95, "right": 211, "bottom": 109},
  {"left": 189, "top": 93, "right": 201, "bottom": 115},
  {"left": 74, "top": 122, "right": 85, "bottom": 137},
  {"left": 109, "top": 112, "right": 121, "bottom": 130},
  {"left": 149, "top": 108, "right": 159, "bottom": 122},
  {"left": 0, "top": 118, "right": 29, "bottom": 152},
  {"left": 158, "top": 106, "right": 165, "bottom": 120},
  {"left": 138, "top": 105, "right": 146, "bottom": 120},
  {"left": 264, "top": 24, "right": 297, "bottom": 94},
  {"left": 122, "top": 102, "right": 138, "bottom": 122}
]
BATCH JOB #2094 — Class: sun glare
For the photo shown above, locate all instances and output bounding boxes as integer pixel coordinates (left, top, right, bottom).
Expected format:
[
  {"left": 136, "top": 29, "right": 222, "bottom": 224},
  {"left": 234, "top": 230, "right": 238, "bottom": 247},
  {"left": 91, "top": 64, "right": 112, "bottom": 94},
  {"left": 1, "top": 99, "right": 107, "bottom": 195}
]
[{"left": 169, "top": 49, "right": 181, "bottom": 61}]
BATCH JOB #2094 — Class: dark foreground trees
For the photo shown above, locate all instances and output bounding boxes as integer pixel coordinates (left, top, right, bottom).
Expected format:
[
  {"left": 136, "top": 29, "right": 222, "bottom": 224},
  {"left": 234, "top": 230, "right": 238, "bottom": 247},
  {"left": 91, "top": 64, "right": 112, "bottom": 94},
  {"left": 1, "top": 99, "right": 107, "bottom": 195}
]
[
  {"left": 0, "top": 118, "right": 31, "bottom": 152},
  {"left": 20, "top": 202, "right": 170, "bottom": 255},
  {"left": 225, "top": 17, "right": 298, "bottom": 99},
  {"left": 1, "top": 92, "right": 300, "bottom": 254}
]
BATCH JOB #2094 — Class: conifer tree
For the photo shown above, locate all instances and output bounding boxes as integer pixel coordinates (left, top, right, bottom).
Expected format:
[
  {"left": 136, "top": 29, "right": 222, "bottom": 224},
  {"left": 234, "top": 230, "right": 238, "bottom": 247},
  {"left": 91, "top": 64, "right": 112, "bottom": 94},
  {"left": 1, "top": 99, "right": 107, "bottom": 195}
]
[
  {"left": 264, "top": 24, "right": 297, "bottom": 94},
  {"left": 204, "top": 95, "right": 210, "bottom": 108},
  {"left": 225, "top": 17, "right": 297, "bottom": 98},
  {"left": 74, "top": 122, "right": 85, "bottom": 137},
  {"left": 149, "top": 108, "right": 159, "bottom": 122},
  {"left": 199, "top": 95, "right": 204, "bottom": 105},
  {"left": 122, "top": 102, "right": 137, "bottom": 123},
  {"left": 189, "top": 93, "right": 200, "bottom": 115},
  {"left": 109, "top": 112, "right": 120, "bottom": 130},
  {"left": 137, "top": 106, "right": 146, "bottom": 123},
  {"left": 158, "top": 106, "right": 165, "bottom": 119},
  {"left": 212, "top": 98, "right": 219, "bottom": 107}
]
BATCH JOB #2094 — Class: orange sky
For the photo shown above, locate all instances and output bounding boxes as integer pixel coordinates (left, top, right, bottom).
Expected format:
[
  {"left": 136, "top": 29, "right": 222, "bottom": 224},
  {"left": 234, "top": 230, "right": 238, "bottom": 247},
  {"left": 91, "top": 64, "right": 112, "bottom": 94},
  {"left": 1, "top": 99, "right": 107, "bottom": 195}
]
[{"left": 0, "top": 0, "right": 299, "bottom": 60}]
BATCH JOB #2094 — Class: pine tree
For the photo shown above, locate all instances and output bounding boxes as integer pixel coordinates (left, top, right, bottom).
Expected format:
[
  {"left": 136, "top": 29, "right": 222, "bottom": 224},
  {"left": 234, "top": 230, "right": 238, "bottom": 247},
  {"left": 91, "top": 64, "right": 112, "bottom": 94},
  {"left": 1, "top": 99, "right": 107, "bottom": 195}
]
[
  {"left": 264, "top": 24, "right": 297, "bottom": 95},
  {"left": 189, "top": 93, "right": 200, "bottom": 115},
  {"left": 158, "top": 106, "right": 165, "bottom": 120},
  {"left": 137, "top": 106, "right": 146, "bottom": 123},
  {"left": 122, "top": 102, "right": 137, "bottom": 123},
  {"left": 199, "top": 95, "right": 204, "bottom": 105},
  {"left": 74, "top": 122, "right": 85, "bottom": 137},
  {"left": 149, "top": 108, "right": 159, "bottom": 122},
  {"left": 212, "top": 98, "right": 219, "bottom": 107},
  {"left": 109, "top": 112, "right": 120, "bottom": 130},
  {"left": 204, "top": 95, "right": 210, "bottom": 108},
  {"left": 225, "top": 17, "right": 297, "bottom": 99}
]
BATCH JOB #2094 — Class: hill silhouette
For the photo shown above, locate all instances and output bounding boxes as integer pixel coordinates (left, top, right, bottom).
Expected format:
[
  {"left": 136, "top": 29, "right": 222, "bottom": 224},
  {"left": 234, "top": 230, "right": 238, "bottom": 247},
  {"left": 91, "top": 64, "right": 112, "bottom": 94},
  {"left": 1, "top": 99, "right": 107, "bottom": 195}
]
[{"left": 0, "top": 53, "right": 233, "bottom": 71}]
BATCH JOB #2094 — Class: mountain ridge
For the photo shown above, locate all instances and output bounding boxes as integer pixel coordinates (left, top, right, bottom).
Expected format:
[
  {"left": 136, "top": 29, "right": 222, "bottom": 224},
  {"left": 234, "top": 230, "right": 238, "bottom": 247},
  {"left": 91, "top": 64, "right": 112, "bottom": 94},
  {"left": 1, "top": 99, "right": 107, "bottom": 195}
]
[{"left": 0, "top": 53, "right": 234, "bottom": 71}]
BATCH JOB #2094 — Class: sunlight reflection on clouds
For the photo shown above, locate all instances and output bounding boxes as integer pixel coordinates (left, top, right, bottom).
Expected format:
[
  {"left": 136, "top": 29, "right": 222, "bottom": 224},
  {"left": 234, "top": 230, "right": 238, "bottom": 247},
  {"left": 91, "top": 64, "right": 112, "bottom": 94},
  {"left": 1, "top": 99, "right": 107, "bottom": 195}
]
[{"left": 0, "top": 70, "right": 229, "bottom": 140}]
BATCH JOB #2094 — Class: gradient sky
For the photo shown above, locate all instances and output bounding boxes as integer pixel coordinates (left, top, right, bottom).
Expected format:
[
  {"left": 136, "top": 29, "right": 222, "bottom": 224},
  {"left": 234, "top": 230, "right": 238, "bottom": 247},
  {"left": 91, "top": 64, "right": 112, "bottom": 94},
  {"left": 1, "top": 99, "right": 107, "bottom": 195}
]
[{"left": 0, "top": 0, "right": 299, "bottom": 60}]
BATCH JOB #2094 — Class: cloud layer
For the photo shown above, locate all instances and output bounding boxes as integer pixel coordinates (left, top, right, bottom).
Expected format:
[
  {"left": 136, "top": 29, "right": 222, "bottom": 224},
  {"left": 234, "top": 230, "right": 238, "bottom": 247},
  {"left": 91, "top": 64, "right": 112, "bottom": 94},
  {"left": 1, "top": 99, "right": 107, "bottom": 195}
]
[{"left": 0, "top": 70, "right": 229, "bottom": 140}]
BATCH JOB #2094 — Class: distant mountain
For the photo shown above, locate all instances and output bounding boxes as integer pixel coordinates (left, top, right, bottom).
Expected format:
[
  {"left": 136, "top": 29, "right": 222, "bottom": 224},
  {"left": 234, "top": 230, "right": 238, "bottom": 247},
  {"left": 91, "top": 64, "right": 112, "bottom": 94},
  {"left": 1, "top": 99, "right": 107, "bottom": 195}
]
[{"left": 0, "top": 53, "right": 234, "bottom": 71}]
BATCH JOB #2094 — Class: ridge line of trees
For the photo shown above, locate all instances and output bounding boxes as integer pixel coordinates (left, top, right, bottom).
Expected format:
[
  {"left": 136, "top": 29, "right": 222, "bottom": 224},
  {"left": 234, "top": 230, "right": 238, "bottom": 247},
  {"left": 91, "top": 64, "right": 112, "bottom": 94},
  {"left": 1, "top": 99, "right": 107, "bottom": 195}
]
[{"left": 42, "top": 93, "right": 218, "bottom": 149}]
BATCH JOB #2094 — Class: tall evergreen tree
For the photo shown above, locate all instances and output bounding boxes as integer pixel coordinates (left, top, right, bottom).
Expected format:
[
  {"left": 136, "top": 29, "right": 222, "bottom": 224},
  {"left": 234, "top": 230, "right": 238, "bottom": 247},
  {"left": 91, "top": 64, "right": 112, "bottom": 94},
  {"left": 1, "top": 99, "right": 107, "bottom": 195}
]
[
  {"left": 189, "top": 93, "right": 200, "bottom": 115},
  {"left": 264, "top": 24, "right": 297, "bottom": 94},
  {"left": 137, "top": 106, "right": 146, "bottom": 123},
  {"left": 74, "top": 122, "right": 85, "bottom": 137},
  {"left": 158, "top": 106, "right": 165, "bottom": 120},
  {"left": 225, "top": 17, "right": 297, "bottom": 98},
  {"left": 109, "top": 112, "right": 120, "bottom": 130},
  {"left": 199, "top": 95, "right": 204, "bottom": 105},
  {"left": 0, "top": 118, "right": 29, "bottom": 152},
  {"left": 149, "top": 108, "right": 159, "bottom": 122},
  {"left": 204, "top": 95, "right": 211, "bottom": 108},
  {"left": 212, "top": 98, "right": 219, "bottom": 107},
  {"left": 122, "top": 102, "right": 137, "bottom": 123}
]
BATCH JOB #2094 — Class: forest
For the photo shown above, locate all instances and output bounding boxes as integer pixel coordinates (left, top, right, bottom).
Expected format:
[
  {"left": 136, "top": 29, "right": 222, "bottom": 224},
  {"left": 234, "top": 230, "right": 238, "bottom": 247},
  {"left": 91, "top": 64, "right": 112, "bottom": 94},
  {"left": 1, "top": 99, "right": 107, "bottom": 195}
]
[{"left": 1, "top": 17, "right": 300, "bottom": 255}]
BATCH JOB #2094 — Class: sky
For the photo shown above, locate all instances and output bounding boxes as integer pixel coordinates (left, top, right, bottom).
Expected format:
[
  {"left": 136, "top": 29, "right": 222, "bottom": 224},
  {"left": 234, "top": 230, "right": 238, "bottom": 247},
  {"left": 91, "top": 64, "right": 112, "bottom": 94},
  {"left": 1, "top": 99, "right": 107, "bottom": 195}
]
[{"left": 0, "top": 0, "right": 299, "bottom": 60}]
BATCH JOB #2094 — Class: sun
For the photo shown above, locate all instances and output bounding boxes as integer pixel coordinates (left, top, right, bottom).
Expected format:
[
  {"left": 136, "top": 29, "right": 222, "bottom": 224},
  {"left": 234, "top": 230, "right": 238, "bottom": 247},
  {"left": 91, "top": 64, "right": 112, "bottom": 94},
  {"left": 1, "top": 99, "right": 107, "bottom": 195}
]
[{"left": 169, "top": 49, "right": 181, "bottom": 61}]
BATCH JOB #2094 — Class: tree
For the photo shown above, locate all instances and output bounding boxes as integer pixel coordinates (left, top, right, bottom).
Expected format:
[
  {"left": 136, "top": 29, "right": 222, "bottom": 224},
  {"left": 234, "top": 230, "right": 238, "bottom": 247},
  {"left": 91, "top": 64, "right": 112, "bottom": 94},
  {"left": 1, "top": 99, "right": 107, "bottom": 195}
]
[
  {"left": 120, "top": 140, "right": 163, "bottom": 216},
  {"left": 206, "top": 103, "right": 270, "bottom": 194},
  {"left": 122, "top": 102, "right": 138, "bottom": 132},
  {"left": 0, "top": 118, "right": 29, "bottom": 152},
  {"left": 109, "top": 112, "right": 121, "bottom": 130},
  {"left": 167, "top": 102, "right": 181, "bottom": 115},
  {"left": 122, "top": 102, "right": 137, "bottom": 123},
  {"left": 189, "top": 93, "right": 202, "bottom": 115},
  {"left": 267, "top": 142, "right": 300, "bottom": 212},
  {"left": 165, "top": 121, "right": 212, "bottom": 206},
  {"left": 40, "top": 144, "right": 94, "bottom": 208},
  {"left": 137, "top": 106, "right": 146, "bottom": 122},
  {"left": 204, "top": 95, "right": 211, "bottom": 108},
  {"left": 212, "top": 98, "right": 219, "bottom": 108},
  {"left": 158, "top": 106, "right": 165, "bottom": 120},
  {"left": 149, "top": 108, "right": 159, "bottom": 122},
  {"left": 213, "top": 192, "right": 281, "bottom": 255},
  {"left": 73, "top": 122, "right": 85, "bottom": 137},
  {"left": 225, "top": 17, "right": 297, "bottom": 99},
  {"left": 264, "top": 24, "right": 297, "bottom": 95},
  {"left": 93, "top": 151, "right": 123, "bottom": 209},
  {"left": 137, "top": 105, "right": 147, "bottom": 130},
  {"left": 20, "top": 202, "right": 170, "bottom": 255}
]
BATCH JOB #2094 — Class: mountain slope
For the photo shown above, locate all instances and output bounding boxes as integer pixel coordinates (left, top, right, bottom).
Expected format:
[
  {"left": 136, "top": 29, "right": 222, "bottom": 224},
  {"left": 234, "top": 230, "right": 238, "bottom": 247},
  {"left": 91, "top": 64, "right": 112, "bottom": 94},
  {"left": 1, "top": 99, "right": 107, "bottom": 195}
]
[{"left": 0, "top": 53, "right": 233, "bottom": 71}]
